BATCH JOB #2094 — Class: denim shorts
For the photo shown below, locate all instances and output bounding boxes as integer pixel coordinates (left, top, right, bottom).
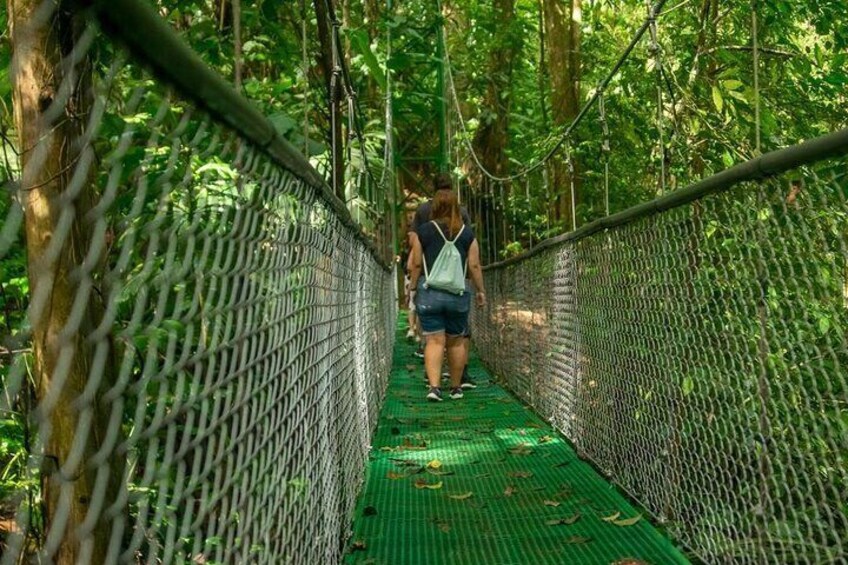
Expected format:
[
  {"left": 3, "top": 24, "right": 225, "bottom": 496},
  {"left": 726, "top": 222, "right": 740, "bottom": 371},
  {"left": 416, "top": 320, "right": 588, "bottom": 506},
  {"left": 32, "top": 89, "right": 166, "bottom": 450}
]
[{"left": 415, "top": 281, "right": 471, "bottom": 337}]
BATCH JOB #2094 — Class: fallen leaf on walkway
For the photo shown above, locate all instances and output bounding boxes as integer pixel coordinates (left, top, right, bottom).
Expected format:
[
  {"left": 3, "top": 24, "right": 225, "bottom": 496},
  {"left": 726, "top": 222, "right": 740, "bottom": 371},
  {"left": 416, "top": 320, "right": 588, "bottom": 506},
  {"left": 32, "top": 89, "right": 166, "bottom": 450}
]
[
  {"left": 402, "top": 437, "right": 428, "bottom": 450},
  {"left": 432, "top": 518, "right": 451, "bottom": 533},
  {"left": 448, "top": 492, "right": 473, "bottom": 500},
  {"left": 503, "top": 485, "right": 517, "bottom": 497},
  {"left": 508, "top": 470, "right": 534, "bottom": 479},
  {"left": 613, "top": 515, "right": 642, "bottom": 527},
  {"left": 389, "top": 458, "right": 419, "bottom": 467},
  {"left": 474, "top": 473, "right": 491, "bottom": 479},
  {"left": 543, "top": 500, "right": 560, "bottom": 507},
  {"left": 508, "top": 444, "right": 533, "bottom": 456},
  {"left": 539, "top": 435, "right": 554, "bottom": 443},
  {"left": 546, "top": 513, "right": 581, "bottom": 526},
  {"left": 555, "top": 484, "right": 573, "bottom": 498},
  {"left": 351, "top": 540, "right": 367, "bottom": 551},
  {"left": 601, "top": 512, "right": 621, "bottom": 522},
  {"left": 427, "top": 459, "right": 442, "bottom": 469},
  {"left": 554, "top": 461, "right": 571, "bottom": 468},
  {"left": 386, "top": 471, "right": 408, "bottom": 480},
  {"left": 425, "top": 468, "right": 454, "bottom": 476},
  {"left": 565, "top": 536, "right": 592, "bottom": 544},
  {"left": 414, "top": 480, "right": 443, "bottom": 490}
]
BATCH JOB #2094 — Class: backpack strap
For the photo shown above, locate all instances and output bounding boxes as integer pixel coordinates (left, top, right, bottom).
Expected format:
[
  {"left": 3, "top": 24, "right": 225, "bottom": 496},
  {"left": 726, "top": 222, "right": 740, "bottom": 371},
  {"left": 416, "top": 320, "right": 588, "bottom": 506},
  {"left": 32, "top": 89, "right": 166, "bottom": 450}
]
[
  {"left": 422, "top": 222, "right": 467, "bottom": 286},
  {"left": 431, "top": 221, "right": 465, "bottom": 243}
]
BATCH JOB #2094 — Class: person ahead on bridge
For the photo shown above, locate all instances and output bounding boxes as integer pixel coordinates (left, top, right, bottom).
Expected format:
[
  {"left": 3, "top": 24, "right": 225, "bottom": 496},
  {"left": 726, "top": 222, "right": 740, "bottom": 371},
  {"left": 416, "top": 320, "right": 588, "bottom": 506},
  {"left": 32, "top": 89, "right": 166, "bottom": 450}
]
[
  {"left": 409, "top": 187, "right": 485, "bottom": 401},
  {"left": 408, "top": 173, "right": 478, "bottom": 388}
]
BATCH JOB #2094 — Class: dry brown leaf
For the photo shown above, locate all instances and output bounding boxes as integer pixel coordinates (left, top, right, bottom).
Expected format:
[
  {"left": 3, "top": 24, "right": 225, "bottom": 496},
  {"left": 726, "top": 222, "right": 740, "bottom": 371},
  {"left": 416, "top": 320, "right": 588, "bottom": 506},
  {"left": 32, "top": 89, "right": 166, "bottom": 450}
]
[
  {"left": 566, "top": 536, "right": 592, "bottom": 544},
  {"left": 386, "top": 471, "right": 407, "bottom": 480},
  {"left": 546, "top": 513, "right": 581, "bottom": 526},
  {"left": 601, "top": 512, "right": 621, "bottom": 522},
  {"left": 539, "top": 435, "right": 554, "bottom": 444},
  {"left": 425, "top": 468, "right": 455, "bottom": 476},
  {"left": 508, "top": 471, "right": 534, "bottom": 479},
  {"left": 389, "top": 458, "right": 419, "bottom": 467},
  {"left": 503, "top": 485, "right": 517, "bottom": 497},
  {"left": 508, "top": 443, "right": 533, "bottom": 456},
  {"left": 414, "top": 480, "right": 443, "bottom": 490},
  {"left": 403, "top": 437, "right": 428, "bottom": 450},
  {"left": 427, "top": 459, "right": 442, "bottom": 469},
  {"left": 543, "top": 500, "right": 560, "bottom": 507},
  {"left": 448, "top": 492, "right": 474, "bottom": 500},
  {"left": 351, "top": 540, "right": 367, "bottom": 551},
  {"left": 613, "top": 515, "right": 642, "bottom": 527}
]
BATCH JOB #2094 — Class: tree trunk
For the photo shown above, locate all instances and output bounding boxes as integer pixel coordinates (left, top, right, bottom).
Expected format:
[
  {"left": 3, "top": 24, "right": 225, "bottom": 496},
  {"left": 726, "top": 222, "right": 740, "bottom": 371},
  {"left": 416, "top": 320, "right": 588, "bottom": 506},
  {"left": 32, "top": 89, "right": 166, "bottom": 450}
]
[
  {"left": 470, "top": 0, "right": 520, "bottom": 260},
  {"left": 314, "top": 0, "right": 345, "bottom": 198},
  {"left": 543, "top": 0, "right": 581, "bottom": 230},
  {"left": 7, "top": 1, "right": 121, "bottom": 562}
]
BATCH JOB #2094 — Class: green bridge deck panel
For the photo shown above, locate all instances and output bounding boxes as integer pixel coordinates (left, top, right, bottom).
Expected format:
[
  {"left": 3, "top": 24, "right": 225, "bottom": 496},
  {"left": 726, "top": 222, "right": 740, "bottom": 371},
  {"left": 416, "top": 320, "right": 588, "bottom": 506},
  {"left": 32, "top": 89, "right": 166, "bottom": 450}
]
[{"left": 345, "top": 321, "right": 689, "bottom": 565}]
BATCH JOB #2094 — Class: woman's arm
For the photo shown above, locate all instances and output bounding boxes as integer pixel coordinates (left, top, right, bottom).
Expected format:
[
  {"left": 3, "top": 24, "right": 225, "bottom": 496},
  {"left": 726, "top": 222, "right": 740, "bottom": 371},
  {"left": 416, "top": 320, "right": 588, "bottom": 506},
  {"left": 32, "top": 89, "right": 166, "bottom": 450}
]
[
  {"left": 467, "top": 240, "right": 486, "bottom": 307},
  {"left": 410, "top": 236, "right": 424, "bottom": 289}
]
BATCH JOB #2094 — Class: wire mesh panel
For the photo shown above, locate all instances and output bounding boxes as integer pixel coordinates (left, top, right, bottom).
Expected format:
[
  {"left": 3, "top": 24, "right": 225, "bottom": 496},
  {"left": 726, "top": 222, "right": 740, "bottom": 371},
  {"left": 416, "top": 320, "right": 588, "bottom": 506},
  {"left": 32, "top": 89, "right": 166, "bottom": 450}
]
[
  {"left": 0, "top": 2, "right": 394, "bottom": 563},
  {"left": 473, "top": 157, "right": 848, "bottom": 563}
]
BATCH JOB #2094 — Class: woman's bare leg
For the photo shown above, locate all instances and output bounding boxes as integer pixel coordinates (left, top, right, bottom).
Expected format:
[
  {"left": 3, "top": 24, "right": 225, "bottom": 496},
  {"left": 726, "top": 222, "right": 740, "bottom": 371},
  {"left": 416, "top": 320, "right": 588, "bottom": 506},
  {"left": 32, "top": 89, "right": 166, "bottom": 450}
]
[{"left": 424, "top": 332, "right": 446, "bottom": 388}]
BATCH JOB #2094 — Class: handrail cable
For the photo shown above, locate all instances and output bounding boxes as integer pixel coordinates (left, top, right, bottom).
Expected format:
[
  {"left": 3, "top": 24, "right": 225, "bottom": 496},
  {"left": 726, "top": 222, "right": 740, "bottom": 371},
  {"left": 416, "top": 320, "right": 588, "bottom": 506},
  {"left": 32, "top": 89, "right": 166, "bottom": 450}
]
[{"left": 79, "top": 0, "right": 392, "bottom": 269}]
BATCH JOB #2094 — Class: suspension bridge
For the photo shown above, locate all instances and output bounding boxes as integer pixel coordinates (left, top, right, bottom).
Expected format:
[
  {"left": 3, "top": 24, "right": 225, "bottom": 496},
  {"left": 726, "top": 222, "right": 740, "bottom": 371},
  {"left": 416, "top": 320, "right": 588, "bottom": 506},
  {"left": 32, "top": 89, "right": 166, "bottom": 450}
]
[{"left": 0, "top": 0, "right": 846, "bottom": 564}]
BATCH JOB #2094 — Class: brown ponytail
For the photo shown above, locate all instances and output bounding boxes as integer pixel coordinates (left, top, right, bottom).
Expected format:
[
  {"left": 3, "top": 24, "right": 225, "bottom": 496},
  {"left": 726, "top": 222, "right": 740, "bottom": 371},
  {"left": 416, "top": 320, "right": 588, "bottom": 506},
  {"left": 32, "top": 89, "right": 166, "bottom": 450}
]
[{"left": 431, "top": 190, "right": 462, "bottom": 236}]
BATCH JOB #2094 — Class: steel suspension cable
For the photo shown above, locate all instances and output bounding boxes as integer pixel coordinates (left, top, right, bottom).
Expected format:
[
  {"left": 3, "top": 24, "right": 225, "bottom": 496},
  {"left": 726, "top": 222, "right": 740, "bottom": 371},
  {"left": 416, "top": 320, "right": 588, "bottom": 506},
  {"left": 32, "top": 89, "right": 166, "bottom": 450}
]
[
  {"left": 442, "top": 0, "right": 671, "bottom": 183},
  {"left": 301, "top": 0, "right": 311, "bottom": 155},
  {"left": 322, "top": 0, "right": 388, "bottom": 215},
  {"left": 752, "top": 0, "right": 762, "bottom": 154},
  {"left": 599, "top": 92, "right": 611, "bottom": 216},
  {"left": 648, "top": 5, "right": 667, "bottom": 194}
]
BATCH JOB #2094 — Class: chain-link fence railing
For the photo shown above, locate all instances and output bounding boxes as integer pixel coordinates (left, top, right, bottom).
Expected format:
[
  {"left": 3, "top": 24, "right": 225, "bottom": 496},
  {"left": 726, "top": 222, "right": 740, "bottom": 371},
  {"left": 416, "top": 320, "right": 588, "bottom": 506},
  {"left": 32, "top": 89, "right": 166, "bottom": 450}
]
[
  {"left": 473, "top": 134, "right": 848, "bottom": 564},
  {"left": 0, "top": 1, "right": 395, "bottom": 563}
]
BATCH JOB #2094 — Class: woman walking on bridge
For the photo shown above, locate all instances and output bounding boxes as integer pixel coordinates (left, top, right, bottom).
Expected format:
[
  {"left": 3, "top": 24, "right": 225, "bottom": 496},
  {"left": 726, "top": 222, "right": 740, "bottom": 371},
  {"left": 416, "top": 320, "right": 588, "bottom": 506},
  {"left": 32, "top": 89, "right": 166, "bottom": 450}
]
[{"left": 409, "top": 189, "right": 486, "bottom": 401}]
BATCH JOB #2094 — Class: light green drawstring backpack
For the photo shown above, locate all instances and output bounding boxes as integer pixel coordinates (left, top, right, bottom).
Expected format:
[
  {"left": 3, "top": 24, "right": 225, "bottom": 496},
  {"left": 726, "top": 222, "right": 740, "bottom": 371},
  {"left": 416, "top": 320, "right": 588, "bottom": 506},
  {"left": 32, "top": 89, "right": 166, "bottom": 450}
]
[{"left": 423, "top": 222, "right": 467, "bottom": 295}]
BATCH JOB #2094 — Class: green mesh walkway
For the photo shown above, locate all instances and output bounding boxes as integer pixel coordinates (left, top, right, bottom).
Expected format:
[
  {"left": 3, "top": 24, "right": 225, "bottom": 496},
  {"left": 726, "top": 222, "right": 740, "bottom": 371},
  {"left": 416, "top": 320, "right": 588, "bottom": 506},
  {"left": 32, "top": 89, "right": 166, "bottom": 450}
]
[{"left": 345, "top": 320, "right": 690, "bottom": 564}]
